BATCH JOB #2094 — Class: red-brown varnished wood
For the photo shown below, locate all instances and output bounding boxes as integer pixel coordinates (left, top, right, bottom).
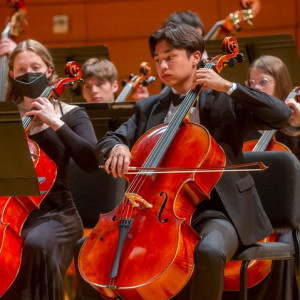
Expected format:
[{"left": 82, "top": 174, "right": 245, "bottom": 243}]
[{"left": 79, "top": 123, "right": 226, "bottom": 300}]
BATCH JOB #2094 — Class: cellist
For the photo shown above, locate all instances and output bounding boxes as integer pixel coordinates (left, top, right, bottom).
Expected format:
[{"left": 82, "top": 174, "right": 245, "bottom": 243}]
[
  {"left": 93, "top": 23, "right": 291, "bottom": 300},
  {"left": 2, "top": 39, "right": 99, "bottom": 300}
]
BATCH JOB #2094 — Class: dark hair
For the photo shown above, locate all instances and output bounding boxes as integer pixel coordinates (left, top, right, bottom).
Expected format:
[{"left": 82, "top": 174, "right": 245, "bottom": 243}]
[
  {"left": 149, "top": 22, "right": 205, "bottom": 58},
  {"left": 248, "top": 55, "right": 293, "bottom": 100},
  {"left": 163, "top": 11, "right": 204, "bottom": 34}
]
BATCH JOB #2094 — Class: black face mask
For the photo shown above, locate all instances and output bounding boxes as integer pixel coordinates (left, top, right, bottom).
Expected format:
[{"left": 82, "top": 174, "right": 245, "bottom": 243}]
[{"left": 12, "top": 72, "right": 49, "bottom": 99}]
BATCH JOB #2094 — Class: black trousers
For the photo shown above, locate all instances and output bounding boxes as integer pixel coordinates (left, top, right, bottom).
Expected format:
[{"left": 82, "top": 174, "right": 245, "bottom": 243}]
[{"left": 173, "top": 217, "right": 240, "bottom": 300}]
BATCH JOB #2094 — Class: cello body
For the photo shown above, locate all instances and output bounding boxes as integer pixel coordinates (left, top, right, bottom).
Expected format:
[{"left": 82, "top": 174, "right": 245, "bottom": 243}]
[
  {"left": 0, "top": 139, "right": 56, "bottom": 296},
  {"left": 79, "top": 122, "right": 226, "bottom": 300}
]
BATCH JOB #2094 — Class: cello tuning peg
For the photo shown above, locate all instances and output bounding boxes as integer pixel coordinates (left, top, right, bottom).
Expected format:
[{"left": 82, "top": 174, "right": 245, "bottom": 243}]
[
  {"left": 121, "top": 80, "right": 127, "bottom": 87},
  {"left": 142, "top": 76, "right": 156, "bottom": 86},
  {"left": 226, "top": 58, "right": 236, "bottom": 67},
  {"left": 128, "top": 74, "right": 135, "bottom": 80},
  {"left": 236, "top": 53, "right": 244, "bottom": 63}
]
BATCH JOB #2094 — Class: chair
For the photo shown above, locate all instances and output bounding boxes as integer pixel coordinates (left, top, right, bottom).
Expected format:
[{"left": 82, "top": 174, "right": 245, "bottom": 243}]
[{"left": 232, "top": 151, "right": 300, "bottom": 300}]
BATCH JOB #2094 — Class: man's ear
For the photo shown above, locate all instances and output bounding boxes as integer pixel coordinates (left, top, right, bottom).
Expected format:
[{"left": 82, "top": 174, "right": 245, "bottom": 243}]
[
  {"left": 192, "top": 51, "right": 201, "bottom": 67},
  {"left": 9, "top": 70, "right": 14, "bottom": 79},
  {"left": 112, "top": 80, "right": 119, "bottom": 93}
]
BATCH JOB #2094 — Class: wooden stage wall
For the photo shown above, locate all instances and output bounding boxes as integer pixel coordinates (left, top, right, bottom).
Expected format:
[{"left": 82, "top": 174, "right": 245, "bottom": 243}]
[{"left": 1, "top": 0, "right": 300, "bottom": 97}]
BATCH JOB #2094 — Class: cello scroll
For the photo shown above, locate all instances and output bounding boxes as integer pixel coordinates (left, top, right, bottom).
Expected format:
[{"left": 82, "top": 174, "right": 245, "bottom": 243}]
[
  {"left": 204, "top": 0, "right": 261, "bottom": 41},
  {"left": 116, "top": 62, "right": 155, "bottom": 103}
]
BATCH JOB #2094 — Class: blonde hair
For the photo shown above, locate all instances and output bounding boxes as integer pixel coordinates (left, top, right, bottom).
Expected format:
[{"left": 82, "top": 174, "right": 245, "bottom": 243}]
[
  {"left": 248, "top": 55, "right": 293, "bottom": 100},
  {"left": 82, "top": 58, "right": 118, "bottom": 84},
  {"left": 6, "top": 39, "right": 58, "bottom": 103}
]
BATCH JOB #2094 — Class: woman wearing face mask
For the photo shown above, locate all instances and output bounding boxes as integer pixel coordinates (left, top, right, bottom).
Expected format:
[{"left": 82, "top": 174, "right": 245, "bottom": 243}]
[{"left": 2, "top": 39, "right": 99, "bottom": 300}]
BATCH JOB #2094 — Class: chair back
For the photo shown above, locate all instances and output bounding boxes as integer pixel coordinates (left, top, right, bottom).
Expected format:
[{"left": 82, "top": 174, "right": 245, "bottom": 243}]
[
  {"left": 244, "top": 151, "right": 300, "bottom": 229},
  {"left": 68, "top": 159, "right": 126, "bottom": 227}
]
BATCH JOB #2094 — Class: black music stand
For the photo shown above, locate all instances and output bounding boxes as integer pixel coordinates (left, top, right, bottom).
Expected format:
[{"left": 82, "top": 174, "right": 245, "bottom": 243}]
[
  {"left": 0, "top": 102, "right": 40, "bottom": 196},
  {"left": 73, "top": 102, "right": 136, "bottom": 139}
]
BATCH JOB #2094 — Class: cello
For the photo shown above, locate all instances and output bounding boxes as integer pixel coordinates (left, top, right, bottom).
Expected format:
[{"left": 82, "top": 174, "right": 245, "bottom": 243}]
[
  {"left": 0, "top": 0, "right": 27, "bottom": 102},
  {"left": 79, "top": 37, "right": 243, "bottom": 300},
  {"left": 243, "top": 86, "right": 300, "bottom": 152},
  {"left": 115, "top": 62, "right": 155, "bottom": 103},
  {"left": 0, "top": 61, "right": 82, "bottom": 297}
]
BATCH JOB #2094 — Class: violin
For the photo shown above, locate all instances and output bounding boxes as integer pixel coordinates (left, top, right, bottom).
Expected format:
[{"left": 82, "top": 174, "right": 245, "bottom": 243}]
[
  {"left": 204, "top": 0, "right": 261, "bottom": 41},
  {"left": 0, "top": 61, "right": 82, "bottom": 297},
  {"left": 243, "top": 86, "right": 300, "bottom": 152},
  {"left": 115, "top": 62, "right": 155, "bottom": 103},
  {"left": 79, "top": 37, "right": 243, "bottom": 300},
  {"left": 0, "top": 0, "right": 27, "bottom": 102}
]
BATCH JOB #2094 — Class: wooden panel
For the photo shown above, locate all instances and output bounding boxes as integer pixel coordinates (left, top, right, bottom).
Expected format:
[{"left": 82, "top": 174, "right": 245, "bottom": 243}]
[
  {"left": 1, "top": 0, "right": 300, "bottom": 98},
  {"left": 22, "top": 3, "right": 86, "bottom": 45}
]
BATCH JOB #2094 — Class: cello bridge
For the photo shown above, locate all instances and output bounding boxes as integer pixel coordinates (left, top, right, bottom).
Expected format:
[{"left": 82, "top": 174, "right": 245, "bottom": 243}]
[{"left": 125, "top": 193, "right": 153, "bottom": 208}]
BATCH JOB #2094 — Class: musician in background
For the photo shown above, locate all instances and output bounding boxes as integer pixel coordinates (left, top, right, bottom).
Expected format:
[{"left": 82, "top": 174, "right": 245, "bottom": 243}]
[
  {"left": 245, "top": 55, "right": 300, "bottom": 160},
  {"left": 163, "top": 10, "right": 205, "bottom": 35},
  {"left": 81, "top": 57, "right": 150, "bottom": 103},
  {"left": 222, "top": 55, "right": 300, "bottom": 300},
  {"left": 94, "top": 23, "right": 291, "bottom": 300},
  {"left": 81, "top": 58, "right": 119, "bottom": 103},
  {"left": 2, "top": 39, "right": 99, "bottom": 300}
]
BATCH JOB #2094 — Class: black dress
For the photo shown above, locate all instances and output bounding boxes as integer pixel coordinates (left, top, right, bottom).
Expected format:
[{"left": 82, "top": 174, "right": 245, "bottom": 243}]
[{"left": 1, "top": 106, "right": 99, "bottom": 300}]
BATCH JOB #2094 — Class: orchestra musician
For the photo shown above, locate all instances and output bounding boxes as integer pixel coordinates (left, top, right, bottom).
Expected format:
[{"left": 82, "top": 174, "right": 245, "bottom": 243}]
[
  {"left": 1, "top": 39, "right": 99, "bottom": 300},
  {"left": 163, "top": 10, "right": 208, "bottom": 63},
  {"left": 245, "top": 55, "right": 300, "bottom": 160},
  {"left": 81, "top": 57, "right": 150, "bottom": 103},
  {"left": 94, "top": 22, "right": 291, "bottom": 300},
  {"left": 81, "top": 58, "right": 119, "bottom": 103},
  {"left": 223, "top": 55, "right": 300, "bottom": 300},
  {"left": 163, "top": 10, "right": 205, "bottom": 35}
]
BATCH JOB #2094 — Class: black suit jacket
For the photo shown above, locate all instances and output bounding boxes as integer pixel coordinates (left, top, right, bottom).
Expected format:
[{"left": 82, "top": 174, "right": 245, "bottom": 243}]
[{"left": 96, "top": 84, "right": 291, "bottom": 245}]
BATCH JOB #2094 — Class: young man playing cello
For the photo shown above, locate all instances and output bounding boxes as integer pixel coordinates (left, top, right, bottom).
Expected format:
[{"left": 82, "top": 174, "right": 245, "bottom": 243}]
[{"left": 83, "top": 23, "right": 291, "bottom": 300}]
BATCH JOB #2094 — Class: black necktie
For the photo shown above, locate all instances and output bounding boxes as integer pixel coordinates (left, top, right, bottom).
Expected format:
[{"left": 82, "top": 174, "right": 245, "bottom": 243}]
[{"left": 170, "top": 93, "right": 185, "bottom": 107}]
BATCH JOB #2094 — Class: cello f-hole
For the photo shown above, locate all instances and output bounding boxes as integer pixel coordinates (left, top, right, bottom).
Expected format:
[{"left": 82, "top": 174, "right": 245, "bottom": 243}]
[{"left": 158, "top": 191, "right": 169, "bottom": 223}]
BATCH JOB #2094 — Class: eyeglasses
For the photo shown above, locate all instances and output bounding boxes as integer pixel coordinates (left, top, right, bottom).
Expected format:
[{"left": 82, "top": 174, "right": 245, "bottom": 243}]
[{"left": 246, "top": 78, "right": 274, "bottom": 88}]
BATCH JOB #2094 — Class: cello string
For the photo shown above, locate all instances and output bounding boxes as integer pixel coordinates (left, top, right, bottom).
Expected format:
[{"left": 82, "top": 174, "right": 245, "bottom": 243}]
[
  {"left": 252, "top": 130, "right": 276, "bottom": 151},
  {"left": 125, "top": 87, "right": 201, "bottom": 201},
  {"left": 115, "top": 83, "right": 132, "bottom": 103},
  {"left": 22, "top": 86, "right": 53, "bottom": 130},
  {"left": 126, "top": 65, "right": 211, "bottom": 197},
  {"left": 251, "top": 88, "right": 299, "bottom": 152}
]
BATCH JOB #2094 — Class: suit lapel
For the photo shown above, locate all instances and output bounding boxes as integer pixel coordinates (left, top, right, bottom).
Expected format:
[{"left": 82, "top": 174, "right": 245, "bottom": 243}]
[{"left": 145, "top": 91, "right": 172, "bottom": 131}]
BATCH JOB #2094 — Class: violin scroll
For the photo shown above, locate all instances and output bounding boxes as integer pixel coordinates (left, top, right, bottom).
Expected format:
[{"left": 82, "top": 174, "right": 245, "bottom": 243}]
[
  {"left": 64, "top": 61, "right": 82, "bottom": 78},
  {"left": 52, "top": 61, "right": 83, "bottom": 97}
]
